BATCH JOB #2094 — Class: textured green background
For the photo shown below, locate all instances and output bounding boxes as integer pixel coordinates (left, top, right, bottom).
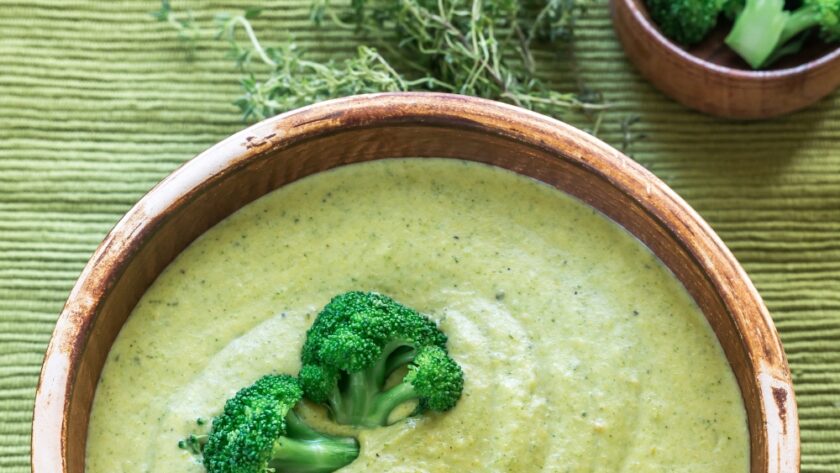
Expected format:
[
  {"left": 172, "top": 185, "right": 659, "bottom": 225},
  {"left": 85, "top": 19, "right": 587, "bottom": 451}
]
[{"left": 2, "top": 1, "right": 839, "bottom": 471}]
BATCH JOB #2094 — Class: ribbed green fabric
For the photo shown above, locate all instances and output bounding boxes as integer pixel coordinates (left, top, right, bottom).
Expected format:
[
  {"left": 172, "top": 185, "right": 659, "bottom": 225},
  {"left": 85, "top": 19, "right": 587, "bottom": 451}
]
[{"left": 1, "top": 1, "right": 839, "bottom": 471}]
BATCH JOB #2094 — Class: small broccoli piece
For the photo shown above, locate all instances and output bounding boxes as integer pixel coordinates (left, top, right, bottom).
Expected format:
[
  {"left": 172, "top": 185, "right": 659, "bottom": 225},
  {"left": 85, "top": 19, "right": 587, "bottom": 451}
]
[
  {"left": 786, "top": 0, "right": 840, "bottom": 42},
  {"left": 362, "top": 345, "right": 465, "bottom": 424},
  {"left": 646, "top": 0, "right": 726, "bottom": 45},
  {"left": 201, "top": 374, "right": 359, "bottom": 473},
  {"left": 726, "top": 0, "right": 840, "bottom": 68},
  {"left": 178, "top": 433, "right": 207, "bottom": 455},
  {"left": 299, "top": 291, "right": 464, "bottom": 428},
  {"left": 725, "top": 0, "right": 789, "bottom": 68}
]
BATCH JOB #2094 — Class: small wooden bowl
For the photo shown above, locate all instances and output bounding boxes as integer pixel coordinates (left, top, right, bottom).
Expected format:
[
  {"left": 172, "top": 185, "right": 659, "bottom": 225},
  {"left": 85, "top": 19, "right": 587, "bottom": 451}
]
[
  {"left": 611, "top": 0, "right": 840, "bottom": 119},
  {"left": 32, "top": 93, "right": 798, "bottom": 472}
]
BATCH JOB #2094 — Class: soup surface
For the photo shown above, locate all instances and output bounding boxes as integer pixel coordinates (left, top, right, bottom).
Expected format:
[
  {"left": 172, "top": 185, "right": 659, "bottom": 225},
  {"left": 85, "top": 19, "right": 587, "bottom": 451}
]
[{"left": 86, "top": 158, "right": 749, "bottom": 472}]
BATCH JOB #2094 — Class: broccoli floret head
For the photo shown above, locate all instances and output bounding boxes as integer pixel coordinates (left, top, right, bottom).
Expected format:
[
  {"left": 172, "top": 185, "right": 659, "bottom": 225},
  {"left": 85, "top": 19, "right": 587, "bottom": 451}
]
[
  {"left": 299, "top": 292, "right": 464, "bottom": 427},
  {"left": 403, "top": 345, "right": 465, "bottom": 411},
  {"left": 301, "top": 291, "right": 447, "bottom": 369},
  {"left": 646, "top": 0, "right": 726, "bottom": 45},
  {"left": 726, "top": 0, "right": 840, "bottom": 68},
  {"left": 201, "top": 374, "right": 359, "bottom": 473},
  {"left": 805, "top": 0, "right": 840, "bottom": 42}
]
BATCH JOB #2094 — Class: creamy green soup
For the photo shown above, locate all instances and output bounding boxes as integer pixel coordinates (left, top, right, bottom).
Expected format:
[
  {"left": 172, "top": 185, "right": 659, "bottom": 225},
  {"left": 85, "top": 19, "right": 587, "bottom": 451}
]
[{"left": 86, "top": 158, "right": 749, "bottom": 472}]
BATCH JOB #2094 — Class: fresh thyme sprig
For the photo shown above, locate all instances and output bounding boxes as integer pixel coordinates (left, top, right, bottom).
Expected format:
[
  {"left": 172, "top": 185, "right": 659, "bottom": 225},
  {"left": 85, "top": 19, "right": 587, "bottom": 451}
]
[
  {"left": 151, "top": 0, "right": 200, "bottom": 55},
  {"left": 312, "top": 0, "right": 601, "bottom": 117},
  {"left": 620, "top": 114, "right": 646, "bottom": 155},
  {"left": 154, "top": 1, "right": 604, "bottom": 124},
  {"left": 214, "top": 11, "right": 451, "bottom": 121},
  {"left": 523, "top": 0, "right": 588, "bottom": 44}
]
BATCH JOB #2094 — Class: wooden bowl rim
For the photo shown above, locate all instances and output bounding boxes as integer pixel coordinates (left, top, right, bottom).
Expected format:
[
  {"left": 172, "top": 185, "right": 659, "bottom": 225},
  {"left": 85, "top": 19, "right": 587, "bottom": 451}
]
[
  {"left": 32, "top": 92, "right": 799, "bottom": 472},
  {"left": 617, "top": 0, "right": 840, "bottom": 79}
]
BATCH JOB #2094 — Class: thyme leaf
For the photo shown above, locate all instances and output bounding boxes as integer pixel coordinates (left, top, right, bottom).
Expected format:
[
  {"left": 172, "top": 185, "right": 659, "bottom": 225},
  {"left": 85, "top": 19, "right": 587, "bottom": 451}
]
[{"left": 154, "top": 1, "right": 605, "bottom": 124}]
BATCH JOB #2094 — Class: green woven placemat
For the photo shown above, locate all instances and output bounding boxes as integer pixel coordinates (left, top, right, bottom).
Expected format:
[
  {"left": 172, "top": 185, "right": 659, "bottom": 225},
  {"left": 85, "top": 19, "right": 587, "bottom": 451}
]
[{"left": 2, "top": 1, "right": 839, "bottom": 471}]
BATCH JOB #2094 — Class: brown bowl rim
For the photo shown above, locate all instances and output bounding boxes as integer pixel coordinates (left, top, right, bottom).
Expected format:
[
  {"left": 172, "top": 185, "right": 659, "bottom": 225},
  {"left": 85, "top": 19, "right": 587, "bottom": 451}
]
[
  {"left": 32, "top": 92, "right": 799, "bottom": 472},
  {"left": 617, "top": 0, "right": 840, "bottom": 79}
]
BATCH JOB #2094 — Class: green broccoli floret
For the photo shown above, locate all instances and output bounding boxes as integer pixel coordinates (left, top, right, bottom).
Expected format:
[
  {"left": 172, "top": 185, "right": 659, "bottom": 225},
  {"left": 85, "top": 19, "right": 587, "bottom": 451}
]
[
  {"left": 200, "top": 374, "right": 359, "bottom": 473},
  {"left": 646, "top": 0, "right": 727, "bottom": 45},
  {"left": 299, "top": 291, "right": 464, "bottom": 428},
  {"left": 726, "top": 0, "right": 840, "bottom": 68}
]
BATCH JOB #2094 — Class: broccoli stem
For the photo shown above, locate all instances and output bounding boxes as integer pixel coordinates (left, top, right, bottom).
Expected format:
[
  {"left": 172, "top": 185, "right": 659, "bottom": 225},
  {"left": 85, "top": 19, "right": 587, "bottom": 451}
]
[
  {"left": 342, "top": 369, "right": 380, "bottom": 424},
  {"left": 334, "top": 374, "right": 419, "bottom": 427},
  {"left": 383, "top": 347, "right": 416, "bottom": 377},
  {"left": 370, "top": 340, "right": 415, "bottom": 387},
  {"left": 725, "top": 0, "right": 789, "bottom": 68},
  {"left": 367, "top": 382, "right": 419, "bottom": 427},
  {"left": 285, "top": 411, "right": 355, "bottom": 446},
  {"left": 269, "top": 437, "right": 360, "bottom": 473},
  {"left": 332, "top": 342, "right": 419, "bottom": 427},
  {"left": 269, "top": 412, "right": 360, "bottom": 473},
  {"left": 779, "top": 6, "right": 819, "bottom": 45},
  {"left": 726, "top": 1, "right": 824, "bottom": 69}
]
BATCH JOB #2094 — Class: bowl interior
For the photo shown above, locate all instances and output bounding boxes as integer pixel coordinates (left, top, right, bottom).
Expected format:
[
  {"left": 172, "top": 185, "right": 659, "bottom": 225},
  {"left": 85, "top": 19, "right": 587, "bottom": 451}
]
[{"left": 33, "top": 94, "right": 798, "bottom": 473}]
